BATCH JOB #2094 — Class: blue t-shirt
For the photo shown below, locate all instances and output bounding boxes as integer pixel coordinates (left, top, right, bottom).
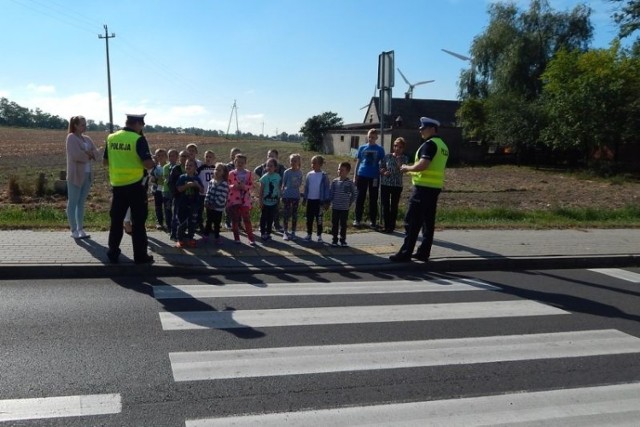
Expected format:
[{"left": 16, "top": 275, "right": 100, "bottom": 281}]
[
  {"left": 281, "top": 168, "right": 303, "bottom": 199},
  {"left": 356, "top": 143, "right": 385, "bottom": 178},
  {"left": 259, "top": 172, "right": 281, "bottom": 206}
]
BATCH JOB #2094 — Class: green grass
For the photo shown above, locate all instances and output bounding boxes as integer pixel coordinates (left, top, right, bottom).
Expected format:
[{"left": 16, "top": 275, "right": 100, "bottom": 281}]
[{"left": 1, "top": 204, "right": 639, "bottom": 230}]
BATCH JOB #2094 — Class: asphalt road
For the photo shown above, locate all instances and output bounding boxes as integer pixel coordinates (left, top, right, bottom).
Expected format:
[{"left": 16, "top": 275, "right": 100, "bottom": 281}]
[{"left": 1, "top": 267, "right": 639, "bottom": 426}]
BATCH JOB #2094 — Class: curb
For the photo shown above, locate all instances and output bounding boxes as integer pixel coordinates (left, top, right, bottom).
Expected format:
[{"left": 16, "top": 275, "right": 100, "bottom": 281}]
[{"left": 2, "top": 254, "right": 638, "bottom": 280}]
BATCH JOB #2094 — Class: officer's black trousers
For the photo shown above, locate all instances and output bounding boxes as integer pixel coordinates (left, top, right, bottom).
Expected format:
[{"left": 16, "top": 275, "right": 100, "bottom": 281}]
[
  {"left": 397, "top": 186, "right": 441, "bottom": 259},
  {"left": 108, "top": 181, "right": 149, "bottom": 261}
]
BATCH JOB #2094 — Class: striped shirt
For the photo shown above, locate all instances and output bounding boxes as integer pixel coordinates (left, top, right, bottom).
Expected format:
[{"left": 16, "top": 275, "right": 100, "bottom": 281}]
[
  {"left": 204, "top": 179, "right": 229, "bottom": 211},
  {"left": 330, "top": 178, "right": 357, "bottom": 210}
]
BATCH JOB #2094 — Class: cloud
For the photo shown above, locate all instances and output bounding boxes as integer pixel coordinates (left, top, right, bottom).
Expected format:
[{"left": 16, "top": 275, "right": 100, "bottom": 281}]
[{"left": 26, "top": 83, "right": 56, "bottom": 94}]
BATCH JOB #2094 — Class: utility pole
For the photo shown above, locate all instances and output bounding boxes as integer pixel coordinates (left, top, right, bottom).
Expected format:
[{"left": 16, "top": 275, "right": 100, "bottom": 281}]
[
  {"left": 98, "top": 25, "right": 115, "bottom": 133},
  {"left": 226, "top": 100, "right": 239, "bottom": 138}
]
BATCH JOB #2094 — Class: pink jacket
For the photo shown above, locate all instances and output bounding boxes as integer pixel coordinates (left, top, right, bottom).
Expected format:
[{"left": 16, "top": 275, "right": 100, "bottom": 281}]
[
  {"left": 65, "top": 133, "right": 99, "bottom": 187},
  {"left": 227, "top": 168, "right": 253, "bottom": 208}
]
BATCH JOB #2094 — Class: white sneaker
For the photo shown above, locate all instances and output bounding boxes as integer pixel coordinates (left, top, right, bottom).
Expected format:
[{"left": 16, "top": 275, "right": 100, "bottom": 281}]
[
  {"left": 71, "top": 230, "right": 80, "bottom": 239},
  {"left": 283, "top": 233, "right": 290, "bottom": 241},
  {"left": 77, "top": 229, "right": 90, "bottom": 239}
]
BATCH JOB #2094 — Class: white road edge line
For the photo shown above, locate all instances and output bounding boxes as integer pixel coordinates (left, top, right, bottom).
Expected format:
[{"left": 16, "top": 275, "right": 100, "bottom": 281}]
[
  {"left": 0, "top": 393, "right": 121, "bottom": 422},
  {"left": 185, "top": 382, "right": 640, "bottom": 426}
]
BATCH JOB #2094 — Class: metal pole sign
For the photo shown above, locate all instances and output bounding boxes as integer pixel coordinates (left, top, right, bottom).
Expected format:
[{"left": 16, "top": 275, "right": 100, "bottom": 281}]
[{"left": 377, "top": 51, "right": 394, "bottom": 151}]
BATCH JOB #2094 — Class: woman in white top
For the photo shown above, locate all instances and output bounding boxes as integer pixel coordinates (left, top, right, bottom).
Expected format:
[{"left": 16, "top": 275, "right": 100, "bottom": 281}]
[{"left": 65, "top": 115, "right": 99, "bottom": 239}]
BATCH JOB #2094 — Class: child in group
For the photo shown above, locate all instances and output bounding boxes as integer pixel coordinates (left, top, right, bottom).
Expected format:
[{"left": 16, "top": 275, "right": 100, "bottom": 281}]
[
  {"left": 227, "top": 154, "right": 256, "bottom": 245},
  {"left": 175, "top": 158, "right": 204, "bottom": 248},
  {"left": 225, "top": 147, "right": 241, "bottom": 229},
  {"left": 186, "top": 143, "right": 202, "bottom": 168},
  {"left": 168, "top": 150, "right": 188, "bottom": 241},
  {"left": 330, "top": 161, "right": 357, "bottom": 247},
  {"left": 281, "top": 153, "right": 303, "bottom": 240},
  {"left": 203, "top": 162, "right": 229, "bottom": 244},
  {"left": 150, "top": 148, "right": 168, "bottom": 230},
  {"left": 197, "top": 150, "right": 216, "bottom": 233},
  {"left": 162, "top": 149, "right": 179, "bottom": 235},
  {"left": 302, "top": 155, "right": 331, "bottom": 242},
  {"left": 255, "top": 149, "right": 286, "bottom": 232},
  {"left": 258, "top": 158, "right": 282, "bottom": 240}
]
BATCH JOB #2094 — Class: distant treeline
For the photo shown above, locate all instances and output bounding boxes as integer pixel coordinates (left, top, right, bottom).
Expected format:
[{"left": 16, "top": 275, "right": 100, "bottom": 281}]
[{"left": 0, "top": 97, "right": 302, "bottom": 141}]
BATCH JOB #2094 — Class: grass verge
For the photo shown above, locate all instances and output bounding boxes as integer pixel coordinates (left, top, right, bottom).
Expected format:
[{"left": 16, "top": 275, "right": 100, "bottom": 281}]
[{"left": 1, "top": 204, "right": 639, "bottom": 230}]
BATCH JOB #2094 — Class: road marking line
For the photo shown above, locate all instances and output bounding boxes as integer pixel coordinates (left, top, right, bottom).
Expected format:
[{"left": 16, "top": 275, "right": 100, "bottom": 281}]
[
  {"left": 152, "top": 278, "right": 499, "bottom": 299},
  {"left": 169, "top": 329, "right": 637, "bottom": 381},
  {"left": 185, "top": 381, "right": 640, "bottom": 426},
  {"left": 589, "top": 268, "right": 640, "bottom": 283},
  {"left": 0, "top": 393, "right": 121, "bottom": 422},
  {"left": 159, "top": 300, "right": 567, "bottom": 330}
]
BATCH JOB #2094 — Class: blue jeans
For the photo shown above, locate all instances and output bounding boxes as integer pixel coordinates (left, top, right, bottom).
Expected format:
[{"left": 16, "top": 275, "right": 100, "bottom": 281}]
[{"left": 66, "top": 172, "right": 92, "bottom": 232}]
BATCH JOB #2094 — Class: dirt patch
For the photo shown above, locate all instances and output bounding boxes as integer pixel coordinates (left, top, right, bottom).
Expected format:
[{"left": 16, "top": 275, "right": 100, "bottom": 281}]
[{"left": 1, "top": 128, "right": 638, "bottom": 214}]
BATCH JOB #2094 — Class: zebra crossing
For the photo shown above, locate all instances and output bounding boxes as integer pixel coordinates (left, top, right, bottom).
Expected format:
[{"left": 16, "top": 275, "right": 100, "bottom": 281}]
[{"left": 153, "top": 270, "right": 640, "bottom": 425}]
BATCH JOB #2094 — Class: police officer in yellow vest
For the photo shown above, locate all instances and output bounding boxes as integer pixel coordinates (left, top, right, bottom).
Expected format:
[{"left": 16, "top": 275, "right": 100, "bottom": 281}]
[
  {"left": 390, "top": 116, "right": 449, "bottom": 263},
  {"left": 102, "top": 113, "right": 155, "bottom": 264}
]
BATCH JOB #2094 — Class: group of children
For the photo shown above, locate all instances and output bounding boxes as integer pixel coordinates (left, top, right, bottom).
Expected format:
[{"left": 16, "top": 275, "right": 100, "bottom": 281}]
[{"left": 147, "top": 145, "right": 358, "bottom": 248}]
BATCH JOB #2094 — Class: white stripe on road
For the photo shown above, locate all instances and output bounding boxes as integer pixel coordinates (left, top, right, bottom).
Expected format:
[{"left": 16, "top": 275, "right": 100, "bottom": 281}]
[
  {"left": 170, "top": 329, "right": 639, "bottom": 381},
  {"left": 159, "top": 300, "right": 567, "bottom": 330},
  {"left": 185, "top": 382, "right": 640, "bottom": 426},
  {"left": 152, "top": 278, "right": 499, "bottom": 299},
  {"left": 589, "top": 268, "right": 640, "bottom": 283},
  {"left": 0, "top": 394, "right": 121, "bottom": 422}
]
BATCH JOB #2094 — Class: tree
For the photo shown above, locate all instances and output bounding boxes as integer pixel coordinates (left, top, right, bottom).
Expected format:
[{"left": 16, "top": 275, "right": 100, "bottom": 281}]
[
  {"left": 299, "top": 111, "right": 343, "bottom": 152},
  {"left": 457, "top": 0, "right": 592, "bottom": 150},
  {"left": 610, "top": 0, "right": 640, "bottom": 38},
  {"left": 541, "top": 41, "right": 640, "bottom": 163}
]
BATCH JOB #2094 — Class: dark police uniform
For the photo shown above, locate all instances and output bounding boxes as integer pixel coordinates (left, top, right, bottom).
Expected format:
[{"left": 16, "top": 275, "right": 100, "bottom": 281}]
[
  {"left": 103, "top": 114, "right": 153, "bottom": 263},
  {"left": 391, "top": 117, "right": 449, "bottom": 262}
]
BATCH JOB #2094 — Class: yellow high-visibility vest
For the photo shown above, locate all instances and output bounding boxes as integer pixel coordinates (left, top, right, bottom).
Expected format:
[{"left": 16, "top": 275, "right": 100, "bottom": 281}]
[
  {"left": 412, "top": 137, "right": 449, "bottom": 189},
  {"left": 106, "top": 130, "right": 144, "bottom": 186}
]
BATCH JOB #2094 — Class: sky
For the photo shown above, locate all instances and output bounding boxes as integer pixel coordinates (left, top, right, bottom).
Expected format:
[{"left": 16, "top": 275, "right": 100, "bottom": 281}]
[{"left": 0, "top": 0, "right": 626, "bottom": 136}]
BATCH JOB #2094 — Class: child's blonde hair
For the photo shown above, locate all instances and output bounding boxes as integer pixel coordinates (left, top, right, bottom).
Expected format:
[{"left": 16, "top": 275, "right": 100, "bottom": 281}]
[
  {"left": 289, "top": 153, "right": 301, "bottom": 163},
  {"left": 215, "top": 162, "right": 229, "bottom": 181},
  {"left": 311, "top": 155, "right": 324, "bottom": 166}
]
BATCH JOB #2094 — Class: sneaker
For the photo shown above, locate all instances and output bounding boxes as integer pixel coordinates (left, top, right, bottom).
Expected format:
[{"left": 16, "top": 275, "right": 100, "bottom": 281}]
[
  {"left": 276, "top": 226, "right": 284, "bottom": 233},
  {"left": 249, "top": 240, "right": 257, "bottom": 246},
  {"left": 77, "top": 229, "right": 90, "bottom": 239},
  {"left": 290, "top": 232, "right": 297, "bottom": 239},
  {"left": 352, "top": 220, "right": 362, "bottom": 228},
  {"left": 70, "top": 230, "right": 80, "bottom": 239},
  {"left": 283, "top": 233, "right": 290, "bottom": 241},
  {"left": 340, "top": 241, "right": 348, "bottom": 247},
  {"left": 261, "top": 234, "right": 269, "bottom": 240},
  {"left": 317, "top": 236, "right": 323, "bottom": 243},
  {"left": 188, "top": 239, "right": 197, "bottom": 248},
  {"left": 234, "top": 239, "right": 241, "bottom": 245},
  {"left": 304, "top": 234, "right": 312, "bottom": 241},
  {"left": 411, "top": 253, "right": 430, "bottom": 262},
  {"left": 176, "top": 241, "right": 186, "bottom": 248},
  {"left": 331, "top": 242, "right": 339, "bottom": 247}
]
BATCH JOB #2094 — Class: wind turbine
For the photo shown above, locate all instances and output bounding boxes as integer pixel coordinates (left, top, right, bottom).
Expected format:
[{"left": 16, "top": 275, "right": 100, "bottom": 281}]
[
  {"left": 360, "top": 85, "right": 377, "bottom": 110},
  {"left": 441, "top": 49, "right": 472, "bottom": 62},
  {"left": 396, "top": 68, "right": 434, "bottom": 99}
]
